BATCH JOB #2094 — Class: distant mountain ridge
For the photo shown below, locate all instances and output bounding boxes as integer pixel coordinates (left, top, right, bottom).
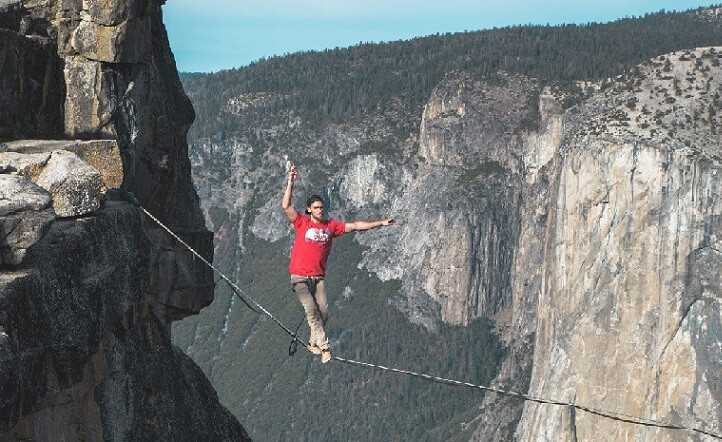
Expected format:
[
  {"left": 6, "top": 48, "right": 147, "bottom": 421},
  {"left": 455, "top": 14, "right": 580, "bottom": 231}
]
[{"left": 182, "top": 6, "right": 721, "bottom": 133}]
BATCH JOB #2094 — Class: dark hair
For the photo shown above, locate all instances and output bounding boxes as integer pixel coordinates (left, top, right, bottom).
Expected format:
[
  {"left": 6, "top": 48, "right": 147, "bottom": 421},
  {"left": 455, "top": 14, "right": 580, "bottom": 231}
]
[{"left": 305, "top": 195, "right": 323, "bottom": 214}]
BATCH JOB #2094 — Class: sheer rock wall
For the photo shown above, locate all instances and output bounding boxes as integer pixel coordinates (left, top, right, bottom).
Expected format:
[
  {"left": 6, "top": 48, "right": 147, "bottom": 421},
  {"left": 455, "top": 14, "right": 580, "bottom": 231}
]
[
  {"left": 516, "top": 47, "right": 722, "bottom": 442},
  {"left": 0, "top": 0, "right": 247, "bottom": 440}
]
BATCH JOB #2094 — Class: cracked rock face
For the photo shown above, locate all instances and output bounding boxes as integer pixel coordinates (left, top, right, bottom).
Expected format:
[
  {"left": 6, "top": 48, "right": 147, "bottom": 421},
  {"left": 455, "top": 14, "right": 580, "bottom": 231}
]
[
  {"left": 4, "top": 0, "right": 205, "bottom": 230},
  {"left": 81, "top": 0, "right": 150, "bottom": 26},
  {"left": 0, "top": 174, "right": 55, "bottom": 265},
  {"left": 71, "top": 14, "right": 151, "bottom": 63},
  {"left": 357, "top": 72, "right": 535, "bottom": 328},
  {"left": 0, "top": 28, "right": 65, "bottom": 139},
  {"left": 62, "top": 56, "right": 117, "bottom": 137}
]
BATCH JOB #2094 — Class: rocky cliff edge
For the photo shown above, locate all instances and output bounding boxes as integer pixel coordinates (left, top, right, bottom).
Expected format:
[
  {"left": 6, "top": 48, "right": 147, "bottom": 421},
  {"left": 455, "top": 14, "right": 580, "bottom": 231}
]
[{"left": 0, "top": 0, "right": 247, "bottom": 440}]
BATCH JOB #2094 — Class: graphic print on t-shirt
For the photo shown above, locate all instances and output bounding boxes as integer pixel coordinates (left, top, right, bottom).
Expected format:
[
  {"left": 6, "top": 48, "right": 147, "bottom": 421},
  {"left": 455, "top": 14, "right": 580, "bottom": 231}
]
[{"left": 305, "top": 227, "right": 331, "bottom": 244}]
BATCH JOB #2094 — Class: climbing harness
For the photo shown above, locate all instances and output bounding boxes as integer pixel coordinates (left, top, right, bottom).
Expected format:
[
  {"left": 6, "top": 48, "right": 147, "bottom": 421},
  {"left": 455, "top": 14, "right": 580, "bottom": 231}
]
[{"left": 118, "top": 190, "right": 722, "bottom": 441}]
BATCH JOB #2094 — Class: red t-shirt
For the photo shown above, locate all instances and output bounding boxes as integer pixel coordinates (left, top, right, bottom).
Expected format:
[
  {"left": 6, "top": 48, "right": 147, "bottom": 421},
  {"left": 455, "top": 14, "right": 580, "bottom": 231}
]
[{"left": 289, "top": 212, "right": 346, "bottom": 276}]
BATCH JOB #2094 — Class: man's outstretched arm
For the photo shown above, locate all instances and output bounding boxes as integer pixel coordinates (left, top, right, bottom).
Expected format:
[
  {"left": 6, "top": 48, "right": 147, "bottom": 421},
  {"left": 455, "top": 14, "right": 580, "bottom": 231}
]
[
  {"left": 345, "top": 218, "right": 395, "bottom": 232},
  {"left": 282, "top": 163, "right": 298, "bottom": 223}
]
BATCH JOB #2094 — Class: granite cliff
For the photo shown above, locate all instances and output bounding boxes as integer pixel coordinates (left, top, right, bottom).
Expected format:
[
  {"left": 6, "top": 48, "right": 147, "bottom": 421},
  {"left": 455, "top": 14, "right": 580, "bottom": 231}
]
[
  {"left": 0, "top": 0, "right": 247, "bottom": 440},
  {"left": 515, "top": 46, "right": 722, "bottom": 442},
  {"left": 175, "top": 13, "right": 722, "bottom": 440}
]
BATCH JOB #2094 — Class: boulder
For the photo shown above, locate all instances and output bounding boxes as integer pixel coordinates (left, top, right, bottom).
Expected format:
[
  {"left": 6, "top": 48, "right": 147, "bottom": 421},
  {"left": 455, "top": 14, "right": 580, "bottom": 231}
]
[
  {"left": 0, "top": 139, "right": 124, "bottom": 190},
  {"left": 0, "top": 174, "right": 55, "bottom": 266},
  {"left": 35, "top": 150, "right": 103, "bottom": 217}
]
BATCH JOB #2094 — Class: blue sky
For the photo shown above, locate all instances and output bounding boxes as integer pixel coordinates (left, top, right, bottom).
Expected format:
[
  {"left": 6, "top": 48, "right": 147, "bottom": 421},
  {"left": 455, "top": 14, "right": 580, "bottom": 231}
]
[{"left": 162, "top": 1, "right": 717, "bottom": 73}]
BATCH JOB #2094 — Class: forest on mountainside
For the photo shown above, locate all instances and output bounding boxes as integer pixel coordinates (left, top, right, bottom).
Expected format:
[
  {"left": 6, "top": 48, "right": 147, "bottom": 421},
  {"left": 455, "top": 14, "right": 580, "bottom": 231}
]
[{"left": 182, "top": 6, "right": 722, "bottom": 137}]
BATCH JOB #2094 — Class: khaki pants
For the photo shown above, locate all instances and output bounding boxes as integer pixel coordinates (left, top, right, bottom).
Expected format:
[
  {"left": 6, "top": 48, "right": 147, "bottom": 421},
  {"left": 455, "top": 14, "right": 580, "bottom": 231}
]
[{"left": 291, "top": 275, "right": 329, "bottom": 350}]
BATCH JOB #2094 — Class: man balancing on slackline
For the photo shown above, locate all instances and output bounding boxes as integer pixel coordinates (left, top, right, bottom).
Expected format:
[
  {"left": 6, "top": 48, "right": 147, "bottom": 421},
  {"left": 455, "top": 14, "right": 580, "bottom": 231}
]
[{"left": 282, "top": 163, "right": 395, "bottom": 363}]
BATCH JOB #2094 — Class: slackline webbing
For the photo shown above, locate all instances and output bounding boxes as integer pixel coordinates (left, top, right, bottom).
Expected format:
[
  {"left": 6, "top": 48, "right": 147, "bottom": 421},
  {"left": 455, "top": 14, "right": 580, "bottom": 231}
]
[{"left": 133, "top": 200, "right": 722, "bottom": 441}]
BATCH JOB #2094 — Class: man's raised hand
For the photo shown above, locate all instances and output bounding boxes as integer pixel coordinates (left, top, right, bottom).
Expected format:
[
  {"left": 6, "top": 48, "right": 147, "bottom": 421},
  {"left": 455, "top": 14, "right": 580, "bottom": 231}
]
[{"left": 288, "top": 162, "right": 297, "bottom": 183}]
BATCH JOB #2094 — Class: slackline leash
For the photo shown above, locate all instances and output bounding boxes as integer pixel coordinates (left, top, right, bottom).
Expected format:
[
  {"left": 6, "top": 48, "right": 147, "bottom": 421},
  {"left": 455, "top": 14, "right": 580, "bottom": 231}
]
[
  {"left": 288, "top": 314, "right": 306, "bottom": 356},
  {"left": 120, "top": 192, "right": 722, "bottom": 441}
]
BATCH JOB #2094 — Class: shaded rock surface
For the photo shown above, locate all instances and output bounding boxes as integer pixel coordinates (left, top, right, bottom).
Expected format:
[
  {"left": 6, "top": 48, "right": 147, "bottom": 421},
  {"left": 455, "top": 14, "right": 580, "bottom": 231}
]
[
  {"left": 0, "top": 0, "right": 211, "bottom": 315},
  {"left": 360, "top": 71, "right": 534, "bottom": 329},
  {"left": 0, "top": 28, "right": 65, "bottom": 140},
  {"left": 71, "top": 14, "right": 151, "bottom": 63},
  {"left": 0, "top": 174, "right": 54, "bottom": 265},
  {"left": 0, "top": 203, "right": 247, "bottom": 441}
]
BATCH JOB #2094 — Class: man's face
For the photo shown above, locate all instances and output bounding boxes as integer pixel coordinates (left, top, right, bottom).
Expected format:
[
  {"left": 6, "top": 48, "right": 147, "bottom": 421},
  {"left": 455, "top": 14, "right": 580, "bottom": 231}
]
[{"left": 308, "top": 202, "right": 324, "bottom": 220}]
